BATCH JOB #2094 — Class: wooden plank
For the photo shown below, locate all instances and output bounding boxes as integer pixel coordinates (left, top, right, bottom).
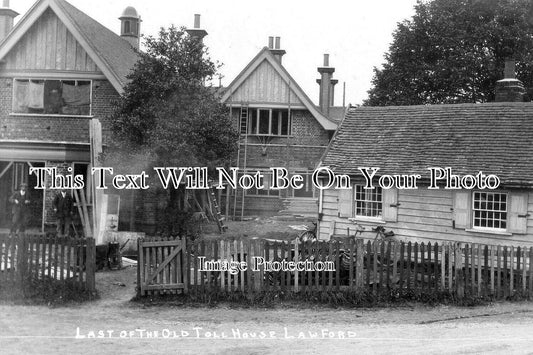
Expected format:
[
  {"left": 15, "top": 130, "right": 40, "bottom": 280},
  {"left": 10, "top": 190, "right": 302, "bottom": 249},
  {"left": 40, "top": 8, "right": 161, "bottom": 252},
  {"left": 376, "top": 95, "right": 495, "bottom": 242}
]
[
  {"left": 455, "top": 243, "right": 464, "bottom": 299},
  {"left": 220, "top": 240, "right": 225, "bottom": 291},
  {"left": 483, "top": 245, "right": 489, "bottom": 297},
  {"left": 71, "top": 237, "right": 77, "bottom": 282},
  {"left": 503, "top": 246, "right": 508, "bottom": 298},
  {"left": 315, "top": 241, "right": 320, "bottom": 290},
  {"left": 47, "top": 235, "right": 53, "bottom": 280},
  {"left": 348, "top": 240, "right": 354, "bottom": 290},
  {"left": 386, "top": 241, "right": 392, "bottom": 289},
  {"left": 228, "top": 239, "right": 234, "bottom": 293},
  {"left": 434, "top": 242, "right": 439, "bottom": 292},
  {"left": 393, "top": 241, "right": 399, "bottom": 290},
  {"left": 355, "top": 239, "right": 363, "bottom": 291},
  {"left": 77, "top": 239, "right": 83, "bottom": 288},
  {"left": 193, "top": 241, "right": 199, "bottom": 296},
  {"left": 406, "top": 242, "right": 412, "bottom": 291},
  {"left": 240, "top": 239, "right": 245, "bottom": 292},
  {"left": 413, "top": 242, "right": 418, "bottom": 291},
  {"left": 522, "top": 247, "right": 527, "bottom": 292},
  {"left": 497, "top": 245, "right": 502, "bottom": 298},
  {"left": 86, "top": 238, "right": 95, "bottom": 292},
  {"left": 399, "top": 241, "right": 405, "bottom": 290},
  {"left": 490, "top": 245, "right": 495, "bottom": 295},
  {"left": 245, "top": 239, "right": 251, "bottom": 294},
  {"left": 335, "top": 241, "right": 340, "bottom": 292},
  {"left": 183, "top": 239, "right": 189, "bottom": 295},
  {"left": 529, "top": 247, "right": 533, "bottom": 298},
  {"left": 379, "top": 241, "right": 385, "bottom": 293},
  {"left": 373, "top": 241, "right": 378, "bottom": 295},
  {"left": 366, "top": 240, "right": 371, "bottom": 290},
  {"left": 66, "top": 237, "right": 71, "bottom": 280},
  {"left": 517, "top": 246, "right": 521, "bottom": 291},
  {"left": 137, "top": 240, "right": 143, "bottom": 296},
  {"left": 53, "top": 237, "right": 59, "bottom": 280},
  {"left": 294, "top": 239, "right": 299, "bottom": 293},
  {"left": 200, "top": 241, "right": 205, "bottom": 295},
  {"left": 465, "top": 244, "right": 471, "bottom": 296},
  {"left": 447, "top": 243, "right": 453, "bottom": 291},
  {"left": 440, "top": 243, "right": 445, "bottom": 290},
  {"left": 509, "top": 246, "right": 514, "bottom": 297}
]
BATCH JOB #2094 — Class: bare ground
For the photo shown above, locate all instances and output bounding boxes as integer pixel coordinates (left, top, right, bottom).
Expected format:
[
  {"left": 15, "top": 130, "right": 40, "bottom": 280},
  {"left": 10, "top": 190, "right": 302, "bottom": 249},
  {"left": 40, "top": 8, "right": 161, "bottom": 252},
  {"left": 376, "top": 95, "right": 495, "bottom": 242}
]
[{"left": 1, "top": 265, "right": 533, "bottom": 355}]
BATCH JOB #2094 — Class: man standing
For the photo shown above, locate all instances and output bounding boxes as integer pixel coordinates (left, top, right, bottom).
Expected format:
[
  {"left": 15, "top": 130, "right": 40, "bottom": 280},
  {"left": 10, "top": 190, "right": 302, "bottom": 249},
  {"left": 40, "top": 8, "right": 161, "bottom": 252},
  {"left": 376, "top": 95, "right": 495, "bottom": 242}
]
[
  {"left": 9, "top": 183, "right": 31, "bottom": 235},
  {"left": 53, "top": 189, "right": 74, "bottom": 237}
]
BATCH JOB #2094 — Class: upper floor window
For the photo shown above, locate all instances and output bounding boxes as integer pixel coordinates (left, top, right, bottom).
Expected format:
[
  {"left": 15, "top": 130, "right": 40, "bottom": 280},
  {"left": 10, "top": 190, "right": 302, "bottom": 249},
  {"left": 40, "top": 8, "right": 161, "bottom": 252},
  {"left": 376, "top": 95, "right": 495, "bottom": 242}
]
[
  {"left": 248, "top": 108, "right": 291, "bottom": 136},
  {"left": 13, "top": 79, "right": 91, "bottom": 116},
  {"left": 472, "top": 191, "right": 507, "bottom": 230}
]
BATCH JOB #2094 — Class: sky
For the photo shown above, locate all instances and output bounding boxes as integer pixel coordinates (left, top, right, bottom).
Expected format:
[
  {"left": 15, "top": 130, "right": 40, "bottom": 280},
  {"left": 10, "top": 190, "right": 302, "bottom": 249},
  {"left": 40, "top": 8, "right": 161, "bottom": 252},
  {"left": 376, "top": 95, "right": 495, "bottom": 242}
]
[{"left": 11, "top": 0, "right": 419, "bottom": 106}]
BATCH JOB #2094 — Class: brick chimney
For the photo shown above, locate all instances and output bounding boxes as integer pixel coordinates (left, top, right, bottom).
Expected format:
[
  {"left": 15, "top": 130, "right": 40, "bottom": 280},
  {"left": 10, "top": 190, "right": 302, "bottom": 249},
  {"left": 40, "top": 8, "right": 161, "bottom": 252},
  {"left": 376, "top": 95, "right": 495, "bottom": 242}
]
[
  {"left": 0, "top": 0, "right": 18, "bottom": 43},
  {"left": 316, "top": 54, "right": 337, "bottom": 116},
  {"left": 119, "top": 6, "right": 141, "bottom": 50},
  {"left": 186, "top": 14, "right": 208, "bottom": 42},
  {"left": 495, "top": 58, "right": 526, "bottom": 102},
  {"left": 268, "top": 36, "right": 286, "bottom": 63}
]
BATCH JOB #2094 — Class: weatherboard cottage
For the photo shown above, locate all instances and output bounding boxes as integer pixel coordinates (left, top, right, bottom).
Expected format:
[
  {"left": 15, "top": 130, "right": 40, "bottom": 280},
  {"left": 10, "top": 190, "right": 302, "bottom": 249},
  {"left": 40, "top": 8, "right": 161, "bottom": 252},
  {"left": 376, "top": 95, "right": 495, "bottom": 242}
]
[{"left": 318, "top": 61, "right": 533, "bottom": 247}]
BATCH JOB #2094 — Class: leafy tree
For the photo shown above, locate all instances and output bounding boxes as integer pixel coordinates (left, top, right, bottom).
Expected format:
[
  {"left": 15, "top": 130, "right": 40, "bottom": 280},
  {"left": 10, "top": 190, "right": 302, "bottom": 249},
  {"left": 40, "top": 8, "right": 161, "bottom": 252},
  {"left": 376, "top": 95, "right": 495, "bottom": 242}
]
[
  {"left": 108, "top": 26, "right": 238, "bottom": 234},
  {"left": 365, "top": 0, "right": 533, "bottom": 106}
]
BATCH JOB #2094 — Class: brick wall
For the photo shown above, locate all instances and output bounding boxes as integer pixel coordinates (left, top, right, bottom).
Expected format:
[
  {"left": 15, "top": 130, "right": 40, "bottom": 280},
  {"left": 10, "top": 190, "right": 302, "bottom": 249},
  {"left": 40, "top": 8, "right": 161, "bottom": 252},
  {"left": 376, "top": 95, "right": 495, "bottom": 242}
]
[
  {"left": 232, "top": 108, "right": 330, "bottom": 170},
  {"left": 0, "top": 78, "right": 119, "bottom": 144}
]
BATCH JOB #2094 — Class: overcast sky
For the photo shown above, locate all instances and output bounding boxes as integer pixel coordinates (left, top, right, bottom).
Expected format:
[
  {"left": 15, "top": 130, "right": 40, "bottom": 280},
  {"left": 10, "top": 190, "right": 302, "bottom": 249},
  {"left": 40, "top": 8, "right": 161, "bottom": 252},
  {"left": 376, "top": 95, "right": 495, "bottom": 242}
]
[{"left": 12, "top": 0, "right": 418, "bottom": 106}]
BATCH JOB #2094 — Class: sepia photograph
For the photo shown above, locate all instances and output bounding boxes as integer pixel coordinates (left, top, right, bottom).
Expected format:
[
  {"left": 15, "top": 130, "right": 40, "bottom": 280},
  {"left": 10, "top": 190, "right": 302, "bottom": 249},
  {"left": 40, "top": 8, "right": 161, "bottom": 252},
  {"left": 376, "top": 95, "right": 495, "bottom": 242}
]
[{"left": 1, "top": 0, "right": 533, "bottom": 354}]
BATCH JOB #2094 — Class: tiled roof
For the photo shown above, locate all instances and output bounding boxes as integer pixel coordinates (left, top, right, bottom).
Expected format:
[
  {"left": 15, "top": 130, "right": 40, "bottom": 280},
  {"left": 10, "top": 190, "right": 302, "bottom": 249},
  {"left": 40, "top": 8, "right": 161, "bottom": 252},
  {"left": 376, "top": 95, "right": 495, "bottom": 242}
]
[
  {"left": 56, "top": 0, "right": 138, "bottom": 88},
  {"left": 321, "top": 103, "right": 533, "bottom": 187}
]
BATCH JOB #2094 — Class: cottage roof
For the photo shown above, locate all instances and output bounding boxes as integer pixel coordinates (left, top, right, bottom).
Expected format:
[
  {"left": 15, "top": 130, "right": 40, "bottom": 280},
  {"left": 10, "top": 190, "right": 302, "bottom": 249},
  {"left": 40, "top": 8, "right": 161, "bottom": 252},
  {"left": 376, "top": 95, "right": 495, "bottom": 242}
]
[
  {"left": 0, "top": 0, "right": 138, "bottom": 93},
  {"left": 220, "top": 47, "right": 338, "bottom": 131},
  {"left": 321, "top": 103, "right": 533, "bottom": 187}
]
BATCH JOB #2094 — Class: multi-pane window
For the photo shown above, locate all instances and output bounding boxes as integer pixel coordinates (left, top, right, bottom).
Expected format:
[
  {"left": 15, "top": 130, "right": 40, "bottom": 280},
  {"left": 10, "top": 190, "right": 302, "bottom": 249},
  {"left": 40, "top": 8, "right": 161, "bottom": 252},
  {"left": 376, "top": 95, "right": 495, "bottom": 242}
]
[
  {"left": 13, "top": 79, "right": 91, "bottom": 116},
  {"left": 473, "top": 191, "right": 507, "bottom": 230},
  {"left": 245, "top": 170, "right": 279, "bottom": 197},
  {"left": 292, "top": 171, "right": 316, "bottom": 198},
  {"left": 354, "top": 185, "right": 382, "bottom": 218},
  {"left": 249, "top": 108, "right": 291, "bottom": 136}
]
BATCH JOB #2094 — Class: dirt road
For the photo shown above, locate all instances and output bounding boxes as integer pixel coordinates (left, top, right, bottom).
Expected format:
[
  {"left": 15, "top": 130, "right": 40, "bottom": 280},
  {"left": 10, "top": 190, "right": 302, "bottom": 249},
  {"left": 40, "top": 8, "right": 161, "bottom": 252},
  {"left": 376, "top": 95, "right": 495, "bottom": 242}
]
[{"left": 1, "top": 267, "right": 533, "bottom": 354}]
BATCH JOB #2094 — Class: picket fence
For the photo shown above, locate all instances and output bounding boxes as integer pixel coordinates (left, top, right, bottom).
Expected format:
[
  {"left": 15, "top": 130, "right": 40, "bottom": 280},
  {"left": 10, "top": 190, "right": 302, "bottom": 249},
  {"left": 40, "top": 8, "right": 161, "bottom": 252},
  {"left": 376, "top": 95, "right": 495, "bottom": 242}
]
[
  {"left": 137, "top": 237, "right": 533, "bottom": 299},
  {"left": 0, "top": 233, "right": 96, "bottom": 293}
]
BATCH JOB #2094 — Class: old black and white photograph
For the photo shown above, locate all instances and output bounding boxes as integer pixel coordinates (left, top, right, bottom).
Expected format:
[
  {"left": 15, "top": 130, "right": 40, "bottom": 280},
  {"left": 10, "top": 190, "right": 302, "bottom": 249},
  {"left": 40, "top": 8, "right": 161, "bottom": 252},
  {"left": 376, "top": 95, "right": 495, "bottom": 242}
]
[{"left": 1, "top": 0, "right": 533, "bottom": 354}]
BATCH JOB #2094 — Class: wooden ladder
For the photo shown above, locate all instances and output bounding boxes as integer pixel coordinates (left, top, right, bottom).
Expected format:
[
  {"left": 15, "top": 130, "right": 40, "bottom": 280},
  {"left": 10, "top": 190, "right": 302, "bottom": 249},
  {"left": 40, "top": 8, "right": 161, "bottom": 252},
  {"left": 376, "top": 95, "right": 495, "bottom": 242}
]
[{"left": 208, "top": 184, "right": 227, "bottom": 233}]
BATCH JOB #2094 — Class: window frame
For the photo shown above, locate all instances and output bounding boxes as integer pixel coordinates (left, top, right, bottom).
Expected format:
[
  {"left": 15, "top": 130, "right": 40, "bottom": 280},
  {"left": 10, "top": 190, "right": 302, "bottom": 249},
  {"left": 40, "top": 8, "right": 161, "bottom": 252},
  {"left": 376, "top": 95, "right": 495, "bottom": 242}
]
[
  {"left": 244, "top": 169, "right": 280, "bottom": 198},
  {"left": 353, "top": 184, "right": 383, "bottom": 219},
  {"left": 248, "top": 108, "right": 291, "bottom": 137},
  {"left": 11, "top": 78, "right": 93, "bottom": 117},
  {"left": 471, "top": 190, "right": 508, "bottom": 232}
]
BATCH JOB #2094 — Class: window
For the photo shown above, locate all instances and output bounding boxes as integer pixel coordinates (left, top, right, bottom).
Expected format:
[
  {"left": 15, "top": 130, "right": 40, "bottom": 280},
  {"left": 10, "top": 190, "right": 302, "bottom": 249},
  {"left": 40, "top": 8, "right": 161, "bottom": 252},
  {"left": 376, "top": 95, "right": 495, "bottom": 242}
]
[
  {"left": 292, "top": 170, "right": 316, "bottom": 198},
  {"left": 354, "top": 185, "right": 382, "bottom": 218},
  {"left": 13, "top": 79, "right": 91, "bottom": 116},
  {"left": 249, "top": 108, "right": 291, "bottom": 136},
  {"left": 472, "top": 191, "right": 507, "bottom": 230},
  {"left": 245, "top": 170, "right": 279, "bottom": 197}
]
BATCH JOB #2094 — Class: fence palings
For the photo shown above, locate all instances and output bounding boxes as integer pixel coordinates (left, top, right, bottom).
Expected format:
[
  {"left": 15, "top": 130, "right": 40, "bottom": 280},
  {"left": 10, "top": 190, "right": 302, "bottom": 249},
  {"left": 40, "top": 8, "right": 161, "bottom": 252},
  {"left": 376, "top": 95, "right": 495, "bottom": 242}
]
[{"left": 133, "top": 237, "right": 533, "bottom": 300}]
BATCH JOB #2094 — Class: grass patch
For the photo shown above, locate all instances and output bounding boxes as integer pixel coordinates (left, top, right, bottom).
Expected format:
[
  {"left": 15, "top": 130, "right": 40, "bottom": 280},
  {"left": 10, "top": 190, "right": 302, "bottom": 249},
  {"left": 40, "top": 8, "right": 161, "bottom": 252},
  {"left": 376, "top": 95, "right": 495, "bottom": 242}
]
[
  {"left": 131, "top": 288, "right": 501, "bottom": 309},
  {"left": 0, "top": 278, "right": 98, "bottom": 307}
]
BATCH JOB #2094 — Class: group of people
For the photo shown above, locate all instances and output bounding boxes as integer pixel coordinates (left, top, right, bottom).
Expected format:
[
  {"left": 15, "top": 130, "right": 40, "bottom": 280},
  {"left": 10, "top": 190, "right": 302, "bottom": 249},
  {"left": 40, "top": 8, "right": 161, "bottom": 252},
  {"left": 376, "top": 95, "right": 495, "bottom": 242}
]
[{"left": 9, "top": 183, "right": 75, "bottom": 237}]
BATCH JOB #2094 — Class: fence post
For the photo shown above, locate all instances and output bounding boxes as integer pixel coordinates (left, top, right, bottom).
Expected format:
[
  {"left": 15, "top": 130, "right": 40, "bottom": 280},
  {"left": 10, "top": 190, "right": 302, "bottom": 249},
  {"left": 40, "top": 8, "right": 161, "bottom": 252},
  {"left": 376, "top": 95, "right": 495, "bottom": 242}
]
[
  {"left": 455, "top": 243, "right": 464, "bottom": 299},
  {"left": 85, "top": 237, "right": 96, "bottom": 293},
  {"left": 16, "top": 233, "right": 28, "bottom": 288},
  {"left": 355, "top": 239, "right": 364, "bottom": 292}
]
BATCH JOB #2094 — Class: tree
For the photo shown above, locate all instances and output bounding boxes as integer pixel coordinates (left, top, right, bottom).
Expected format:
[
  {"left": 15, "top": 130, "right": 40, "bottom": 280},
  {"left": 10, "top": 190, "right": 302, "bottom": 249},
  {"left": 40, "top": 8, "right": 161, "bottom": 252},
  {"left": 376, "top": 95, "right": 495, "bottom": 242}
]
[
  {"left": 108, "top": 26, "right": 238, "bottom": 234},
  {"left": 365, "top": 0, "right": 533, "bottom": 106}
]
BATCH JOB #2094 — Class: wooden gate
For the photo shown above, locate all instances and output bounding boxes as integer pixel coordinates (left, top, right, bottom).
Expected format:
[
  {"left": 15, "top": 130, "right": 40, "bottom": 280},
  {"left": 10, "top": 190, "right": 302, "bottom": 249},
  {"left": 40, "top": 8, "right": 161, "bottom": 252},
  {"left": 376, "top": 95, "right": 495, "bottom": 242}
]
[{"left": 137, "top": 238, "right": 187, "bottom": 296}]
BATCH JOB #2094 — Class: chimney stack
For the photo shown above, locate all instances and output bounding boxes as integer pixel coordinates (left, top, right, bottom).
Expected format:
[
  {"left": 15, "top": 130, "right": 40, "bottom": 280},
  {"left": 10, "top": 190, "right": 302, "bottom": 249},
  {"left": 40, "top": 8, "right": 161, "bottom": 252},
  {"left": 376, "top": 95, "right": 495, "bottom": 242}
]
[
  {"left": 316, "top": 54, "right": 337, "bottom": 116},
  {"left": 495, "top": 58, "right": 526, "bottom": 102},
  {"left": 268, "top": 36, "right": 286, "bottom": 63},
  {"left": 0, "top": 0, "right": 18, "bottom": 43},
  {"left": 119, "top": 6, "right": 141, "bottom": 50},
  {"left": 186, "top": 14, "right": 208, "bottom": 42}
]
